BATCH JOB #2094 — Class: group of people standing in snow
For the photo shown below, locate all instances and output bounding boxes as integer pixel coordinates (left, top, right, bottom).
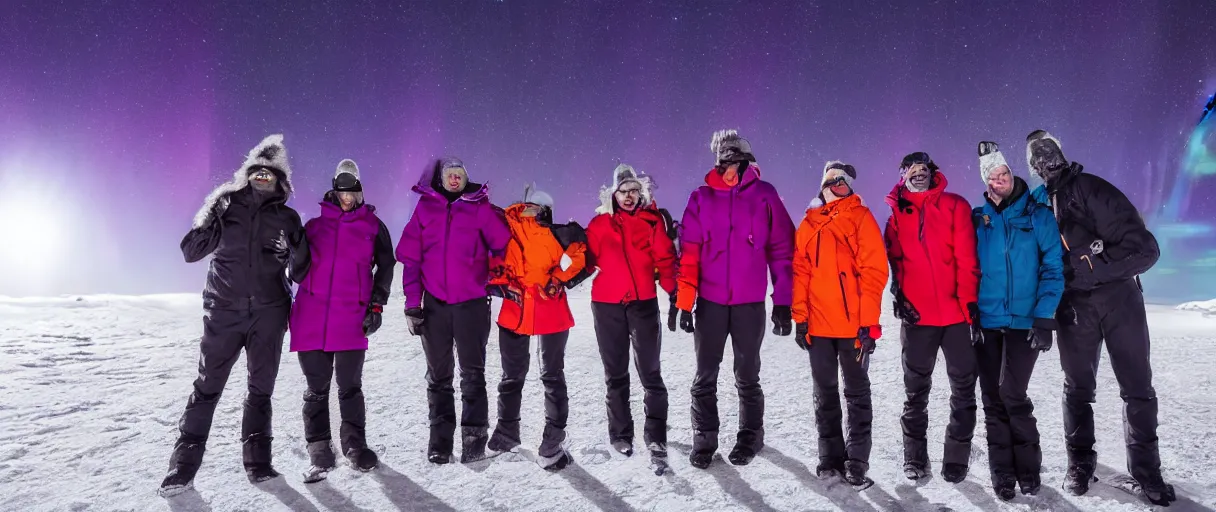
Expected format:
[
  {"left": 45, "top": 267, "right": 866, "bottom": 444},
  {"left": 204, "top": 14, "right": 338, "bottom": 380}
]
[{"left": 158, "top": 128, "right": 1175, "bottom": 507}]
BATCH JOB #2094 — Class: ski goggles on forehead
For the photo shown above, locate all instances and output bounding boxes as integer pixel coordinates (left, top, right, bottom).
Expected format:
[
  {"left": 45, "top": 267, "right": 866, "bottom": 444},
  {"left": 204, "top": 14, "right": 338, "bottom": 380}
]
[
  {"left": 823, "top": 176, "right": 850, "bottom": 188},
  {"left": 333, "top": 172, "right": 362, "bottom": 192}
]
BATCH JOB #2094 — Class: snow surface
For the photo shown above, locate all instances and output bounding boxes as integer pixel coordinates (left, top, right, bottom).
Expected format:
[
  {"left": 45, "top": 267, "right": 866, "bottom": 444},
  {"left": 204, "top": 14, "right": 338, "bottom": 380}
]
[
  {"left": 1177, "top": 299, "right": 1216, "bottom": 316},
  {"left": 2, "top": 291, "right": 1215, "bottom": 512}
]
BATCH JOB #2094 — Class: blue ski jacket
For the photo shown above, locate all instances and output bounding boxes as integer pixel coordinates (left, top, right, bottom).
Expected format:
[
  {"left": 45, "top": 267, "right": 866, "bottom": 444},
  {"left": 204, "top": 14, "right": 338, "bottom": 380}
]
[{"left": 973, "top": 178, "right": 1065, "bottom": 330}]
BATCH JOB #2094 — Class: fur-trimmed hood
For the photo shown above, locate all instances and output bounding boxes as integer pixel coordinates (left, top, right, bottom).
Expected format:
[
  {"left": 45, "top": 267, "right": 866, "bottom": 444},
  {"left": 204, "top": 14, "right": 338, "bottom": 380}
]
[
  {"left": 192, "top": 134, "right": 294, "bottom": 229},
  {"left": 595, "top": 163, "right": 655, "bottom": 215}
]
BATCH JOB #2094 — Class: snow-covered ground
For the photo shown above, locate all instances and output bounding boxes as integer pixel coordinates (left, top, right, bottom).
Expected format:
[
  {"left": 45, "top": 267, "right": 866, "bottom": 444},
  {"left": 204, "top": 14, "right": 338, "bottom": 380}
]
[{"left": 2, "top": 291, "right": 1215, "bottom": 512}]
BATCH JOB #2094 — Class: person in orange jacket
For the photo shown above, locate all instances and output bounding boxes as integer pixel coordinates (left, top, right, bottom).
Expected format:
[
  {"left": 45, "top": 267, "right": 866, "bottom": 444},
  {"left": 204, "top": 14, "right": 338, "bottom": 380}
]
[
  {"left": 486, "top": 184, "right": 588, "bottom": 470},
  {"left": 792, "top": 161, "right": 888, "bottom": 489}
]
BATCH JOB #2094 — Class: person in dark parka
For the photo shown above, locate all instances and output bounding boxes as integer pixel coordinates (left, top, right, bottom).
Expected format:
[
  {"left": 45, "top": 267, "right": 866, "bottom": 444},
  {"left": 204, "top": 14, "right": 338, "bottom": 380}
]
[
  {"left": 1026, "top": 130, "right": 1175, "bottom": 506},
  {"left": 972, "top": 141, "right": 1064, "bottom": 500},
  {"left": 159, "top": 134, "right": 310, "bottom": 497}
]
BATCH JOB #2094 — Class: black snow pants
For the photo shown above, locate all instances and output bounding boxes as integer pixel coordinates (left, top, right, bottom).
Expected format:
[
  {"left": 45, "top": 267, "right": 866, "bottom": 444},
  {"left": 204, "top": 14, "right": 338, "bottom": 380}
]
[
  {"left": 690, "top": 299, "right": 767, "bottom": 455},
  {"left": 171, "top": 306, "right": 288, "bottom": 472},
  {"left": 491, "top": 327, "right": 570, "bottom": 457},
  {"left": 900, "top": 322, "right": 978, "bottom": 468},
  {"left": 420, "top": 294, "right": 492, "bottom": 456},
  {"left": 1058, "top": 278, "right": 1161, "bottom": 483},
  {"left": 299, "top": 349, "right": 367, "bottom": 455},
  {"left": 976, "top": 328, "right": 1041, "bottom": 481},
  {"left": 808, "top": 336, "right": 873, "bottom": 466},
  {"left": 591, "top": 299, "right": 668, "bottom": 445}
]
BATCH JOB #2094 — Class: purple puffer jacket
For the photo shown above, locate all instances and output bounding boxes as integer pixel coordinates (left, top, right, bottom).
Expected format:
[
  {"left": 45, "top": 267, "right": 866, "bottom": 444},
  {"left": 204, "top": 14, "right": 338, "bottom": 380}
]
[
  {"left": 290, "top": 202, "right": 381, "bottom": 352},
  {"left": 396, "top": 165, "right": 511, "bottom": 309},
  {"left": 677, "top": 164, "right": 796, "bottom": 308}
]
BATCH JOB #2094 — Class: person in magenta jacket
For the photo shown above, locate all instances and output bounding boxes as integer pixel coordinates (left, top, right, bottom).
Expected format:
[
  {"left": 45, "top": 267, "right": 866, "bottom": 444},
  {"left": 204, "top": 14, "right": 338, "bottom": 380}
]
[
  {"left": 673, "top": 129, "right": 796, "bottom": 469},
  {"left": 395, "top": 157, "right": 511, "bottom": 464},
  {"left": 289, "top": 159, "right": 394, "bottom": 480}
]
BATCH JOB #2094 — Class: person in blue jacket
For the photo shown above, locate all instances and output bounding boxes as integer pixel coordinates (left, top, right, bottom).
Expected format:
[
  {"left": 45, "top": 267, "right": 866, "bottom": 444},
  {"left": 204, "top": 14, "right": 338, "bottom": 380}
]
[{"left": 971, "top": 141, "right": 1064, "bottom": 501}]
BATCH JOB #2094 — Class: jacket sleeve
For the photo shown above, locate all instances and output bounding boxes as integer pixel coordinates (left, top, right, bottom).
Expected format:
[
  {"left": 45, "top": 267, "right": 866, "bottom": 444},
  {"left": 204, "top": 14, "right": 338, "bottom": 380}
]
[
  {"left": 180, "top": 214, "right": 223, "bottom": 263},
  {"left": 951, "top": 197, "right": 981, "bottom": 316},
  {"left": 286, "top": 214, "right": 311, "bottom": 284},
  {"left": 675, "top": 193, "right": 702, "bottom": 311},
  {"left": 856, "top": 210, "right": 890, "bottom": 328},
  {"left": 791, "top": 223, "right": 811, "bottom": 324},
  {"left": 585, "top": 216, "right": 604, "bottom": 272},
  {"left": 370, "top": 218, "right": 396, "bottom": 306},
  {"left": 480, "top": 201, "right": 513, "bottom": 256},
  {"left": 552, "top": 240, "right": 587, "bottom": 283},
  {"left": 395, "top": 207, "right": 424, "bottom": 310},
  {"left": 1082, "top": 176, "right": 1161, "bottom": 283},
  {"left": 1031, "top": 207, "right": 1065, "bottom": 320},
  {"left": 651, "top": 215, "right": 678, "bottom": 295},
  {"left": 765, "top": 190, "right": 797, "bottom": 307},
  {"left": 884, "top": 212, "right": 903, "bottom": 293}
]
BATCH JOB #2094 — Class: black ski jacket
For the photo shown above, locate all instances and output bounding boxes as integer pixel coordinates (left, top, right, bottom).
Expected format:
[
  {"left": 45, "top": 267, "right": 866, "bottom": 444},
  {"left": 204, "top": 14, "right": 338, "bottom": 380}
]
[
  {"left": 1043, "top": 162, "right": 1159, "bottom": 293},
  {"left": 182, "top": 188, "right": 310, "bottom": 310}
]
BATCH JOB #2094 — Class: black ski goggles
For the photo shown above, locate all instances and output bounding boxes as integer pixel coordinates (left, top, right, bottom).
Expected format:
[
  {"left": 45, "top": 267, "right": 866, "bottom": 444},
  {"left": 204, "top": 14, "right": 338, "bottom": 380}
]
[{"left": 333, "top": 172, "right": 362, "bottom": 192}]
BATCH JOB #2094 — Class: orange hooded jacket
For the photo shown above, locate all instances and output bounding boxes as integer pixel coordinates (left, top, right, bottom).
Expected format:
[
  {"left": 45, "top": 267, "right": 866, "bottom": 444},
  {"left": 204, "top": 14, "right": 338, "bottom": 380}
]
[
  {"left": 489, "top": 203, "right": 587, "bottom": 336},
  {"left": 792, "top": 194, "right": 889, "bottom": 340}
]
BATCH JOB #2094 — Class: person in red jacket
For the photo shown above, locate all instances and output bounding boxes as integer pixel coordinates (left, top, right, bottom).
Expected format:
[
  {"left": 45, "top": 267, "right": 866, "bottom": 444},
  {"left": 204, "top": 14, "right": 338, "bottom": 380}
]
[
  {"left": 884, "top": 152, "right": 981, "bottom": 483},
  {"left": 585, "top": 164, "right": 677, "bottom": 460}
]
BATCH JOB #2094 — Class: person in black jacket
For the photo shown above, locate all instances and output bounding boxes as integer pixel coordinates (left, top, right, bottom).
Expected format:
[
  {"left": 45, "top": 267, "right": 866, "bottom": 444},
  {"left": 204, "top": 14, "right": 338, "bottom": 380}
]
[
  {"left": 159, "top": 134, "right": 310, "bottom": 497},
  {"left": 1026, "top": 130, "right": 1174, "bottom": 506}
]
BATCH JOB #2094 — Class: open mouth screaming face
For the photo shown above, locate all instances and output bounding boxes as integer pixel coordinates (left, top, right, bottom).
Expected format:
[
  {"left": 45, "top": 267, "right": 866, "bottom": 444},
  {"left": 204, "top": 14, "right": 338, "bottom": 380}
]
[
  {"left": 614, "top": 183, "right": 641, "bottom": 211},
  {"left": 904, "top": 163, "right": 931, "bottom": 189},
  {"left": 249, "top": 167, "right": 279, "bottom": 193}
]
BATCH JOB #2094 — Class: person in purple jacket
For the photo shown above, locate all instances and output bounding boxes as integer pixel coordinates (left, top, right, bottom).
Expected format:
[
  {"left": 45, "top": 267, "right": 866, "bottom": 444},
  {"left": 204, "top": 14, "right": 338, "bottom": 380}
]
[
  {"left": 673, "top": 129, "right": 796, "bottom": 469},
  {"left": 289, "top": 159, "right": 395, "bottom": 482},
  {"left": 396, "top": 157, "right": 512, "bottom": 464}
]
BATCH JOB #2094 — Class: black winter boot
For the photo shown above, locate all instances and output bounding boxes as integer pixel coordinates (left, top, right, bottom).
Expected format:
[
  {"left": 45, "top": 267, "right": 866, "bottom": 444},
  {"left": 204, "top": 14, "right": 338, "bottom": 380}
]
[
  {"left": 1018, "top": 473, "right": 1041, "bottom": 496},
  {"left": 993, "top": 473, "right": 1017, "bottom": 501},
  {"left": 158, "top": 441, "right": 205, "bottom": 497},
  {"left": 941, "top": 463, "right": 968, "bottom": 483},
  {"left": 242, "top": 434, "right": 281, "bottom": 483},
  {"left": 816, "top": 458, "right": 845, "bottom": 479},
  {"left": 1063, "top": 453, "right": 1097, "bottom": 496},
  {"left": 460, "top": 427, "right": 489, "bottom": 463}
]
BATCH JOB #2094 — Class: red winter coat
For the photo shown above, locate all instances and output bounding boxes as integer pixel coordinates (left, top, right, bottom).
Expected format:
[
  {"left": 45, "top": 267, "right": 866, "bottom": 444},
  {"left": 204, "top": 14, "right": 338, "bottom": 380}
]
[
  {"left": 586, "top": 206, "right": 677, "bottom": 304},
  {"left": 883, "top": 172, "right": 979, "bottom": 327}
]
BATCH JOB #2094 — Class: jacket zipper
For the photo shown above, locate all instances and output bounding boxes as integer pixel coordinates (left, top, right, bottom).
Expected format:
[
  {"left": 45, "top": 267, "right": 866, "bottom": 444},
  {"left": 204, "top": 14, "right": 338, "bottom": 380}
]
[
  {"left": 444, "top": 203, "right": 453, "bottom": 295},
  {"left": 727, "top": 189, "right": 735, "bottom": 304},
  {"left": 1003, "top": 213, "right": 1013, "bottom": 314},
  {"left": 615, "top": 216, "right": 641, "bottom": 303},
  {"left": 247, "top": 203, "right": 262, "bottom": 311},
  {"left": 321, "top": 214, "right": 342, "bottom": 349},
  {"left": 913, "top": 203, "right": 940, "bottom": 315},
  {"left": 838, "top": 272, "right": 851, "bottom": 321},
  {"left": 815, "top": 232, "right": 822, "bottom": 267}
]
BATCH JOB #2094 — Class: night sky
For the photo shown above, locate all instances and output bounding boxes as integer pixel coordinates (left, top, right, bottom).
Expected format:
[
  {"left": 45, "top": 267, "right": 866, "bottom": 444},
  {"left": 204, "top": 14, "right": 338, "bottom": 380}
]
[{"left": 2, "top": 0, "right": 1215, "bottom": 297}]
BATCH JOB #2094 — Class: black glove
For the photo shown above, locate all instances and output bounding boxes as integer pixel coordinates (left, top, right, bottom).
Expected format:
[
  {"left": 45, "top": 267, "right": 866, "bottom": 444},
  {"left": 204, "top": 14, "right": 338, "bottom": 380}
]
[
  {"left": 893, "top": 289, "right": 920, "bottom": 325},
  {"left": 794, "top": 322, "right": 809, "bottom": 351},
  {"left": 967, "top": 302, "right": 983, "bottom": 345},
  {"left": 404, "top": 307, "right": 425, "bottom": 336},
  {"left": 1029, "top": 318, "right": 1056, "bottom": 352},
  {"left": 266, "top": 230, "right": 292, "bottom": 267},
  {"left": 363, "top": 304, "right": 383, "bottom": 336},
  {"left": 679, "top": 309, "right": 694, "bottom": 334},
  {"left": 856, "top": 326, "right": 878, "bottom": 361},
  {"left": 771, "top": 305, "right": 792, "bottom": 336},
  {"left": 667, "top": 296, "right": 679, "bottom": 332}
]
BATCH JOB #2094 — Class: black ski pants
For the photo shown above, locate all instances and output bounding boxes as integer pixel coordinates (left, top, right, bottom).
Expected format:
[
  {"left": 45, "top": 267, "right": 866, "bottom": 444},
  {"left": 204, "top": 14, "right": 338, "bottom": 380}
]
[
  {"left": 591, "top": 299, "right": 668, "bottom": 445},
  {"left": 173, "top": 306, "right": 288, "bottom": 468},
  {"left": 491, "top": 327, "right": 569, "bottom": 457},
  {"left": 1058, "top": 278, "right": 1161, "bottom": 483},
  {"left": 690, "top": 299, "right": 766, "bottom": 454},
  {"left": 299, "top": 349, "right": 367, "bottom": 453},
  {"left": 807, "top": 336, "right": 872, "bottom": 465},
  {"left": 419, "top": 294, "right": 492, "bottom": 455},
  {"left": 976, "top": 328, "right": 1041, "bottom": 480},
  {"left": 900, "top": 322, "right": 978, "bottom": 467}
]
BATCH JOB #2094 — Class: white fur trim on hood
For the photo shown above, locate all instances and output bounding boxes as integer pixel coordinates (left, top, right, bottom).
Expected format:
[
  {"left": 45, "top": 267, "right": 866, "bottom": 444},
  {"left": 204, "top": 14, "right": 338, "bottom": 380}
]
[
  {"left": 710, "top": 129, "right": 754, "bottom": 164},
  {"left": 335, "top": 158, "right": 360, "bottom": 179},
  {"left": 191, "top": 134, "right": 293, "bottom": 229},
  {"left": 595, "top": 163, "right": 655, "bottom": 214}
]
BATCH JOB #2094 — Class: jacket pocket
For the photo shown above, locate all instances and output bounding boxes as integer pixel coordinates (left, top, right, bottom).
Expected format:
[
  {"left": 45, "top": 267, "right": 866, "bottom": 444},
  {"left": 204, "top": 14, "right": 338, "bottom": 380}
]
[{"left": 838, "top": 272, "right": 851, "bottom": 322}]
